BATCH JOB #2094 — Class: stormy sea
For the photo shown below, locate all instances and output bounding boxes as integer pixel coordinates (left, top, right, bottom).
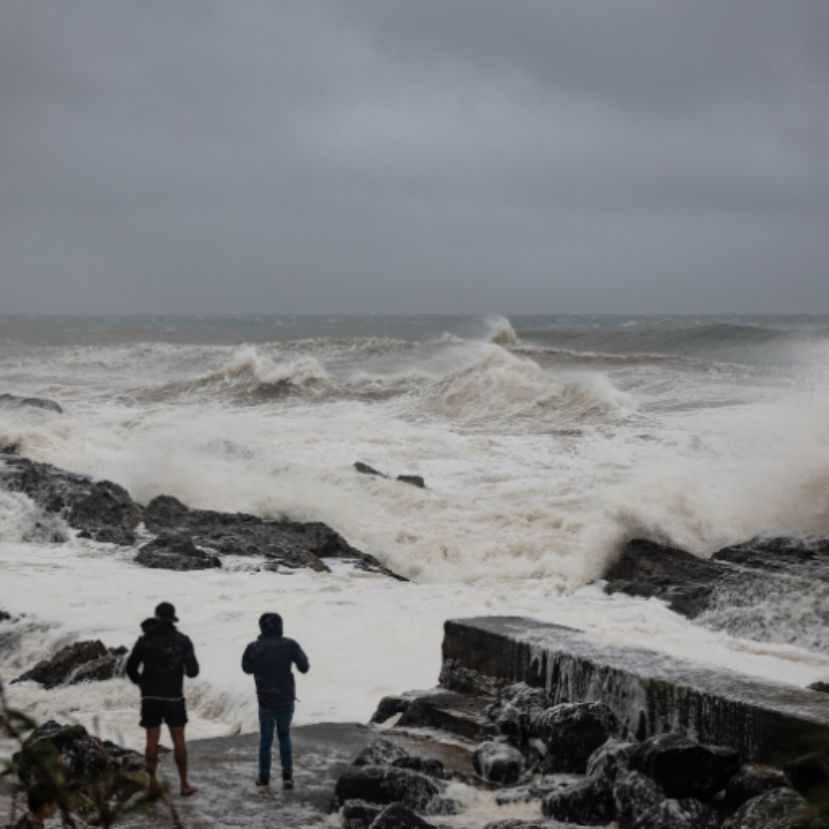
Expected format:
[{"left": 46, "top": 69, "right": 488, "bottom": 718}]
[{"left": 2, "top": 312, "right": 829, "bottom": 753}]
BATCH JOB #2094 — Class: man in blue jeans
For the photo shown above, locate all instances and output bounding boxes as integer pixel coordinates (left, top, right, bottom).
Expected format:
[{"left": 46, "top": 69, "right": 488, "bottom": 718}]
[{"left": 241, "top": 612, "right": 309, "bottom": 789}]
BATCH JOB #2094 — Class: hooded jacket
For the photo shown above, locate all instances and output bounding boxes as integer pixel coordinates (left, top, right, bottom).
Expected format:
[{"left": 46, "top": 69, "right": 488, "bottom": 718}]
[
  {"left": 125, "top": 618, "right": 199, "bottom": 699},
  {"left": 241, "top": 613, "right": 309, "bottom": 710}
]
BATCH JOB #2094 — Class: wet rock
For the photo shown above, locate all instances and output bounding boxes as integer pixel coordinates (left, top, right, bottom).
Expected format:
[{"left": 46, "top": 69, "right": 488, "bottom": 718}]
[
  {"left": 473, "top": 740, "right": 525, "bottom": 784},
  {"left": 630, "top": 798, "right": 719, "bottom": 829},
  {"left": 725, "top": 764, "right": 791, "bottom": 810},
  {"left": 395, "top": 691, "right": 497, "bottom": 742},
  {"left": 612, "top": 770, "right": 664, "bottom": 827},
  {"left": 0, "top": 609, "right": 11, "bottom": 622},
  {"left": 15, "top": 720, "right": 144, "bottom": 784},
  {"left": 630, "top": 732, "right": 740, "bottom": 798},
  {"left": 353, "top": 739, "right": 410, "bottom": 768},
  {"left": 0, "top": 393, "right": 63, "bottom": 413},
  {"left": 393, "top": 756, "right": 446, "bottom": 779},
  {"left": 334, "top": 765, "right": 452, "bottom": 814},
  {"left": 784, "top": 750, "right": 829, "bottom": 798},
  {"left": 14, "top": 640, "right": 125, "bottom": 688},
  {"left": 485, "top": 823, "right": 582, "bottom": 829},
  {"left": 368, "top": 803, "right": 437, "bottom": 829},
  {"left": 0, "top": 455, "right": 142, "bottom": 542},
  {"left": 809, "top": 682, "right": 829, "bottom": 694},
  {"left": 530, "top": 702, "right": 618, "bottom": 773},
  {"left": 144, "top": 494, "right": 404, "bottom": 579},
  {"left": 487, "top": 683, "right": 548, "bottom": 741},
  {"left": 134, "top": 533, "right": 221, "bottom": 571},
  {"left": 371, "top": 695, "right": 412, "bottom": 724},
  {"left": 585, "top": 740, "right": 637, "bottom": 781},
  {"left": 342, "top": 799, "right": 383, "bottom": 829},
  {"left": 721, "top": 787, "right": 812, "bottom": 828},
  {"left": 396, "top": 475, "right": 425, "bottom": 489},
  {"left": 541, "top": 775, "right": 613, "bottom": 825},
  {"left": 355, "top": 462, "right": 387, "bottom": 478}
]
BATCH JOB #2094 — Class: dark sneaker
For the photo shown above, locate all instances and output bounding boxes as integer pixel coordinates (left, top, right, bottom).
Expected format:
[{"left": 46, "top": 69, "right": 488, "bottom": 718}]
[
  {"left": 283, "top": 778, "right": 294, "bottom": 790},
  {"left": 255, "top": 777, "right": 270, "bottom": 787}
]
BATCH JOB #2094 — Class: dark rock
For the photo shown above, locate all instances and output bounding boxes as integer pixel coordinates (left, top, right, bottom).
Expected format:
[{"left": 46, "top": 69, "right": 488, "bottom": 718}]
[
  {"left": 15, "top": 720, "right": 144, "bottom": 784},
  {"left": 91, "top": 526, "right": 137, "bottom": 545},
  {"left": 393, "top": 756, "right": 446, "bottom": 779},
  {"left": 630, "top": 732, "right": 740, "bottom": 798},
  {"left": 721, "top": 787, "right": 812, "bottom": 828},
  {"left": 355, "top": 462, "right": 388, "bottom": 478},
  {"left": 342, "top": 799, "right": 383, "bottom": 829},
  {"left": 473, "top": 740, "right": 525, "bottom": 784},
  {"left": 602, "top": 537, "right": 829, "bottom": 651},
  {"left": 530, "top": 702, "right": 618, "bottom": 773},
  {"left": 725, "top": 764, "right": 791, "bottom": 810},
  {"left": 585, "top": 740, "right": 637, "bottom": 781},
  {"left": 487, "top": 683, "right": 548, "bottom": 741},
  {"left": 0, "top": 609, "right": 10, "bottom": 623},
  {"left": 784, "top": 750, "right": 829, "bottom": 798},
  {"left": 809, "top": 682, "right": 829, "bottom": 694},
  {"left": 352, "top": 739, "right": 410, "bottom": 768},
  {"left": 485, "top": 824, "right": 581, "bottom": 829},
  {"left": 395, "top": 691, "right": 497, "bottom": 742},
  {"left": 14, "top": 640, "right": 119, "bottom": 688},
  {"left": 541, "top": 775, "right": 613, "bottom": 824},
  {"left": 612, "top": 770, "right": 664, "bottom": 827},
  {"left": 630, "top": 798, "right": 719, "bottom": 829},
  {"left": 396, "top": 475, "right": 425, "bottom": 489},
  {"left": 368, "top": 803, "right": 437, "bottom": 829},
  {"left": 0, "top": 455, "right": 142, "bottom": 542},
  {"left": 0, "top": 393, "right": 63, "bottom": 413},
  {"left": 143, "top": 494, "right": 404, "bottom": 579},
  {"left": 135, "top": 533, "right": 221, "bottom": 571},
  {"left": 334, "top": 765, "right": 452, "bottom": 814},
  {"left": 371, "top": 695, "right": 412, "bottom": 724}
]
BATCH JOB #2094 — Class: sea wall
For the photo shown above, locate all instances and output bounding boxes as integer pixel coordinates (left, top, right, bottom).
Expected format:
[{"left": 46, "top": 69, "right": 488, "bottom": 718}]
[{"left": 439, "top": 616, "right": 829, "bottom": 763}]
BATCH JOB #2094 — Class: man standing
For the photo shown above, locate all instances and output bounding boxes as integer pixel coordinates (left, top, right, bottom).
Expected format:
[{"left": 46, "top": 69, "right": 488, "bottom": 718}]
[
  {"left": 126, "top": 601, "right": 200, "bottom": 797},
  {"left": 242, "top": 613, "right": 309, "bottom": 789}
]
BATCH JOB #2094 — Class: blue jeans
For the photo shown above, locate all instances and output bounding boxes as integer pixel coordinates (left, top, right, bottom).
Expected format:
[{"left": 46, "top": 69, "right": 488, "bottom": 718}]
[{"left": 258, "top": 705, "right": 293, "bottom": 781}]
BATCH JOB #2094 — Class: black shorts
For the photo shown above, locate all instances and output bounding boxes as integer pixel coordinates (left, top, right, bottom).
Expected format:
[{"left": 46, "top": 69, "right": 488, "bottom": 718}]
[{"left": 140, "top": 698, "right": 188, "bottom": 729}]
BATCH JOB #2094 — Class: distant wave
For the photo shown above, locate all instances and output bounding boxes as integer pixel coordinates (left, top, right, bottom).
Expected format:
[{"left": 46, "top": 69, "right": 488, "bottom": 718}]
[{"left": 486, "top": 315, "right": 519, "bottom": 346}]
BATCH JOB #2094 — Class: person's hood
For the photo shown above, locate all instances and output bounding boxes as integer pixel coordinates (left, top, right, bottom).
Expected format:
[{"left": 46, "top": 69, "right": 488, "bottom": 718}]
[
  {"left": 258, "top": 612, "right": 283, "bottom": 637},
  {"left": 141, "top": 617, "right": 176, "bottom": 636}
]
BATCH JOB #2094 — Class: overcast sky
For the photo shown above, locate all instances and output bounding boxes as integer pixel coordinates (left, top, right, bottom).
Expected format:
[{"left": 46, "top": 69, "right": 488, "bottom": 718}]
[{"left": 1, "top": 1, "right": 828, "bottom": 314}]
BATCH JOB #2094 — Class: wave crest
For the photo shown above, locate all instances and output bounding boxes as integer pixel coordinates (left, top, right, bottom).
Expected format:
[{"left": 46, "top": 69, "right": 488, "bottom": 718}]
[{"left": 486, "top": 316, "right": 519, "bottom": 346}]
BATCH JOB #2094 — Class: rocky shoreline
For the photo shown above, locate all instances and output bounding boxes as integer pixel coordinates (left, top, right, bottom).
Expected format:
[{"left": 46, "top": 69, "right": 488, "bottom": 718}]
[{"left": 0, "top": 444, "right": 404, "bottom": 579}]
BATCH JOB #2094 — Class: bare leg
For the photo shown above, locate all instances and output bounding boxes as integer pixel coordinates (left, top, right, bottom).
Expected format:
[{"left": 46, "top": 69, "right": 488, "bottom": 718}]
[
  {"left": 169, "top": 726, "right": 197, "bottom": 796},
  {"left": 144, "top": 727, "right": 161, "bottom": 780}
]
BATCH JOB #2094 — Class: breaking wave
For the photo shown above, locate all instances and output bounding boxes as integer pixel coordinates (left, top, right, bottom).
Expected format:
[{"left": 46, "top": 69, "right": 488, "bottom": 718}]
[{"left": 486, "top": 315, "right": 519, "bottom": 346}]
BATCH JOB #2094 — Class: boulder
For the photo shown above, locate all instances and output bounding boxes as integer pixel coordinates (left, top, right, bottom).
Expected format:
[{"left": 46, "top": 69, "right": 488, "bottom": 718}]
[
  {"left": 0, "top": 393, "right": 63, "bottom": 413},
  {"left": 629, "top": 732, "right": 740, "bottom": 798},
  {"left": 541, "top": 776, "right": 613, "bottom": 825},
  {"left": 472, "top": 740, "right": 525, "bottom": 784},
  {"left": 396, "top": 475, "right": 425, "bottom": 489},
  {"left": 135, "top": 533, "right": 221, "bottom": 571},
  {"left": 0, "top": 455, "right": 142, "bottom": 543},
  {"left": 585, "top": 740, "right": 637, "bottom": 781},
  {"left": 334, "top": 765, "right": 451, "bottom": 814},
  {"left": 530, "top": 702, "right": 618, "bottom": 773},
  {"left": 392, "top": 756, "right": 446, "bottom": 779},
  {"left": 494, "top": 773, "right": 583, "bottom": 805},
  {"left": 368, "top": 803, "right": 437, "bottom": 829},
  {"left": 784, "top": 750, "right": 829, "bottom": 799},
  {"left": 725, "top": 764, "right": 791, "bottom": 810},
  {"left": 370, "top": 695, "right": 412, "bottom": 724},
  {"left": 809, "top": 682, "right": 829, "bottom": 694},
  {"left": 352, "top": 739, "right": 410, "bottom": 768},
  {"left": 342, "top": 799, "right": 383, "bottom": 829},
  {"left": 629, "top": 798, "right": 719, "bottom": 829},
  {"left": 612, "top": 770, "right": 664, "bottom": 827},
  {"left": 721, "top": 787, "right": 813, "bottom": 829},
  {"left": 487, "top": 683, "right": 548, "bottom": 741},
  {"left": 14, "top": 640, "right": 125, "bottom": 689},
  {"left": 355, "top": 462, "right": 387, "bottom": 478}
]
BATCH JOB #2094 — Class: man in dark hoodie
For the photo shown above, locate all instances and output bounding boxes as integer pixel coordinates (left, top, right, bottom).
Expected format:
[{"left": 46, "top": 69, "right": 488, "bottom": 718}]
[
  {"left": 126, "top": 602, "right": 200, "bottom": 796},
  {"left": 242, "top": 613, "right": 309, "bottom": 789}
]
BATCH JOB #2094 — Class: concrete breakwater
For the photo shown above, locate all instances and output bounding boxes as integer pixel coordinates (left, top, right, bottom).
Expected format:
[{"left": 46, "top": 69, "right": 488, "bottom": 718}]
[{"left": 439, "top": 616, "right": 829, "bottom": 764}]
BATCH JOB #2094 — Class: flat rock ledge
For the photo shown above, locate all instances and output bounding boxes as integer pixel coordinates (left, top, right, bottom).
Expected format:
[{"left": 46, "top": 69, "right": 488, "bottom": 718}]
[
  {"left": 0, "top": 449, "right": 404, "bottom": 579},
  {"left": 439, "top": 616, "right": 829, "bottom": 764}
]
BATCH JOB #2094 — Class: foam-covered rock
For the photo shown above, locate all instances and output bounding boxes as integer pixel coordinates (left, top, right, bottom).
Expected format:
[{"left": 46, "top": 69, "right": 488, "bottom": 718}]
[
  {"left": 541, "top": 775, "right": 613, "bottom": 825},
  {"left": 473, "top": 740, "right": 525, "bottom": 784},
  {"left": 612, "top": 770, "right": 664, "bottom": 827},
  {"left": 630, "top": 798, "right": 719, "bottom": 829},
  {"left": 341, "top": 799, "right": 382, "bottom": 829},
  {"left": 134, "top": 533, "right": 221, "bottom": 571},
  {"left": 721, "top": 787, "right": 812, "bottom": 829},
  {"left": 14, "top": 640, "right": 125, "bottom": 688},
  {"left": 530, "top": 702, "right": 618, "bottom": 773},
  {"left": 334, "top": 765, "right": 452, "bottom": 814},
  {"left": 368, "top": 803, "right": 437, "bottom": 829},
  {"left": 725, "top": 764, "right": 791, "bottom": 810},
  {"left": 586, "top": 739, "right": 637, "bottom": 781}
]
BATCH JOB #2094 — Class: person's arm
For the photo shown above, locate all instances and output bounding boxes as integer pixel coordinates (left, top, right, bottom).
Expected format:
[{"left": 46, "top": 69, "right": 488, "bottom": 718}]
[
  {"left": 241, "top": 642, "right": 256, "bottom": 675},
  {"left": 293, "top": 641, "right": 309, "bottom": 674},
  {"left": 125, "top": 638, "right": 144, "bottom": 685},
  {"left": 183, "top": 635, "right": 200, "bottom": 678}
]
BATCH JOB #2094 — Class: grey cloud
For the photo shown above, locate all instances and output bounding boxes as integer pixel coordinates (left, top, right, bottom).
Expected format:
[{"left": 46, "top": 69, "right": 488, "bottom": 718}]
[{"left": 1, "top": 1, "right": 828, "bottom": 313}]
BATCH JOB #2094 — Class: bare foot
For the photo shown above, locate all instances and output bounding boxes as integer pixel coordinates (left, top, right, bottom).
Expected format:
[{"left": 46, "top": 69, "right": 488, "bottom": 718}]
[{"left": 180, "top": 784, "right": 198, "bottom": 797}]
